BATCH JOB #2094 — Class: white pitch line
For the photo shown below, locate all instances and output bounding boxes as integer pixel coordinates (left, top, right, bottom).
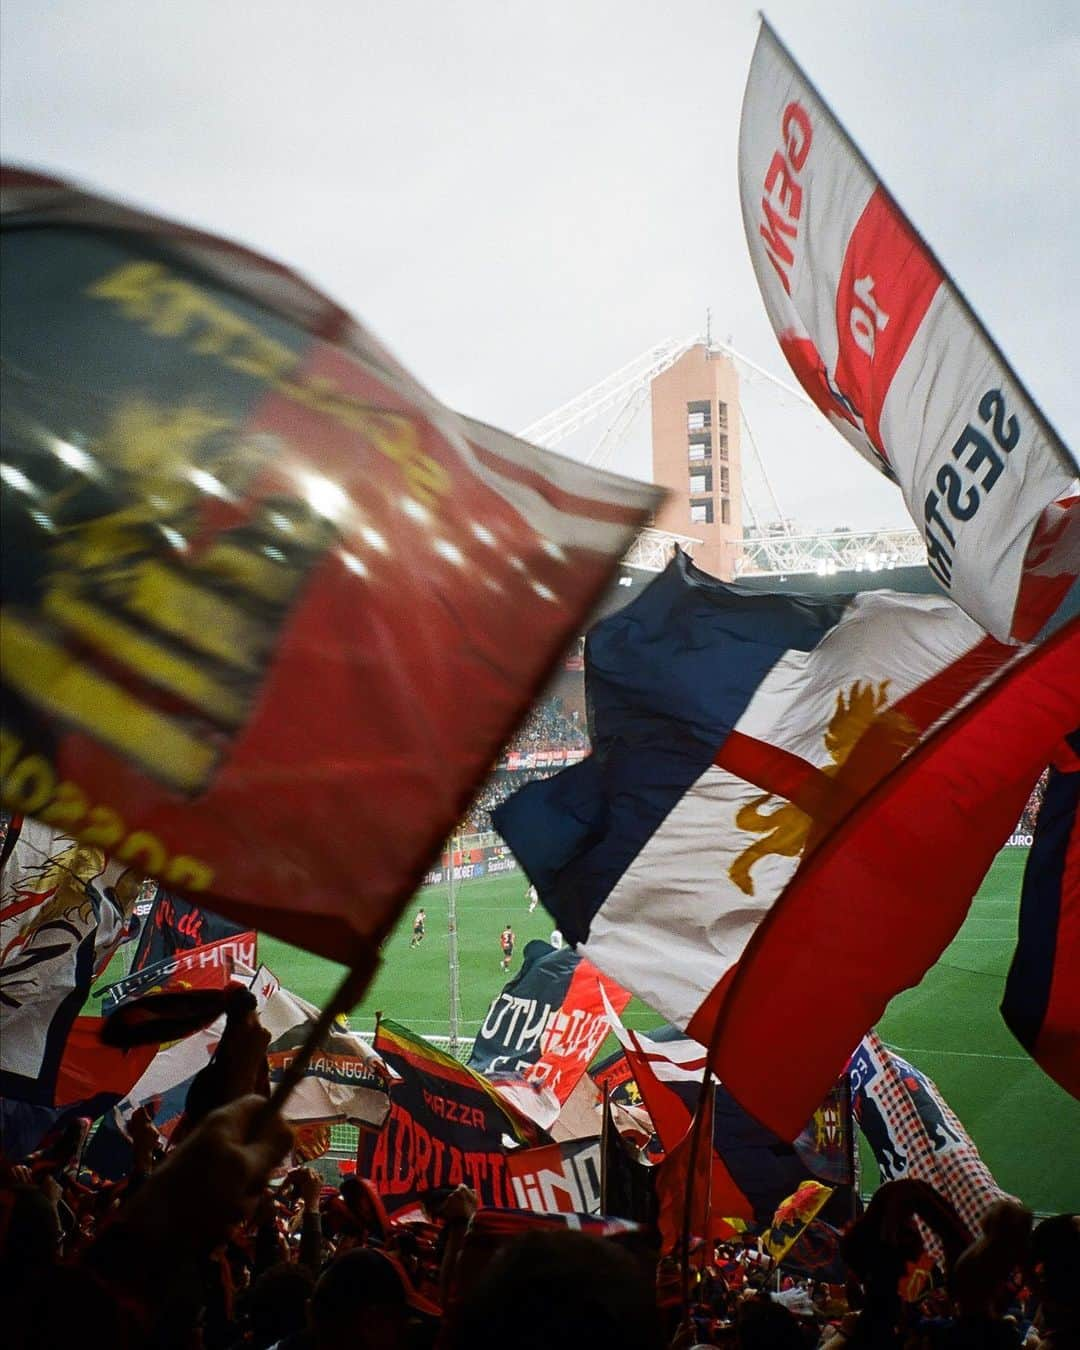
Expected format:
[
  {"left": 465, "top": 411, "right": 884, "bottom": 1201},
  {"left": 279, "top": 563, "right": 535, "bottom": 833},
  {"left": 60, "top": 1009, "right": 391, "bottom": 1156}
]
[{"left": 884, "top": 1043, "right": 1031, "bottom": 1063}]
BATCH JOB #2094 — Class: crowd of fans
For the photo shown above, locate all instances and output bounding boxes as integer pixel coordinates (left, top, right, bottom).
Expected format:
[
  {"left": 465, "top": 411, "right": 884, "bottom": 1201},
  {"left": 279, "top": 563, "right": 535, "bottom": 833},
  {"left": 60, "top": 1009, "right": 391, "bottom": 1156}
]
[
  {"left": 456, "top": 697, "right": 588, "bottom": 834},
  {"left": 1017, "top": 773, "right": 1048, "bottom": 838},
  {"left": 459, "top": 769, "right": 556, "bottom": 835},
  {"left": 512, "top": 696, "right": 588, "bottom": 751},
  {"left": 2, "top": 1052, "right": 1076, "bottom": 1350}
]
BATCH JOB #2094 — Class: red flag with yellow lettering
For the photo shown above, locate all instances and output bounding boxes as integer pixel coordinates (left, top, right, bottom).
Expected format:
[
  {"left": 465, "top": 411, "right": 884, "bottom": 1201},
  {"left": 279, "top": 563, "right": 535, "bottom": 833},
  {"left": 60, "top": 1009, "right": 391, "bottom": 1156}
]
[{"left": 0, "top": 168, "right": 659, "bottom": 962}]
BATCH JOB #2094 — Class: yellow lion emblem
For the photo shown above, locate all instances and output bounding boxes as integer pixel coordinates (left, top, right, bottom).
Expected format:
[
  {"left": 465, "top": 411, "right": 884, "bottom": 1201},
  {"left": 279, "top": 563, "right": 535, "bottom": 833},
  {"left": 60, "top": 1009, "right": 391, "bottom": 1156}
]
[{"left": 728, "top": 680, "right": 918, "bottom": 896}]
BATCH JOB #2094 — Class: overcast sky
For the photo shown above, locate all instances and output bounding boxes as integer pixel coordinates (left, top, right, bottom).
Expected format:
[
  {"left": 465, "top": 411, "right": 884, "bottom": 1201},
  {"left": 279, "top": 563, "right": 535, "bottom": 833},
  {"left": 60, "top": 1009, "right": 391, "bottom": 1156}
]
[{"left": 2, "top": 1, "right": 1076, "bottom": 530}]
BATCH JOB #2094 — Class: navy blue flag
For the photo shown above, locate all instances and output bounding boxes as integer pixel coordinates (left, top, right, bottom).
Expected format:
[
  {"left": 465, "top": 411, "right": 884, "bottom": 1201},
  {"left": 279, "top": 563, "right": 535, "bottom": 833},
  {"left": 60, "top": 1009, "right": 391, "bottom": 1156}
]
[
  {"left": 468, "top": 940, "right": 578, "bottom": 1078},
  {"left": 130, "top": 890, "right": 248, "bottom": 973},
  {"left": 361, "top": 1019, "right": 544, "bottom": 1218},
  {"left": 600, "top": 1093, "right": 656, "bottom": 1226},
  {"left": 1001, "top": 730, "right": 1080, "bottom": 1100}
]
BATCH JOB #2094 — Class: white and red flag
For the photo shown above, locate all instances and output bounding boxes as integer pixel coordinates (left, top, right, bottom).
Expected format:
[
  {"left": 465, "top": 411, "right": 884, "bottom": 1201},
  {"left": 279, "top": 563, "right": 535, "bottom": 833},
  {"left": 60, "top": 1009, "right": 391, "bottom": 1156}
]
[{"left": 739, "top": 19, "right": 1078, "bottom": 643}]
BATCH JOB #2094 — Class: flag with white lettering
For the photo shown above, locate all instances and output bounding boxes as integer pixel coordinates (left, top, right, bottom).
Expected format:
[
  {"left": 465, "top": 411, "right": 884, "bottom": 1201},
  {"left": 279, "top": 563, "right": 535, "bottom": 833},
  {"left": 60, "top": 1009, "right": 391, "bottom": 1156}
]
[
  {"left": 0, "top": 167, "right": 660, "bottom": 964},
  {"left": 130, "top": 890, "right": 250, "bottom": 974},
  {"left": 505, "top": 1135, "right": 602, "bottom": 1216},
  {"left": 469, "top": 939, "right": 630, "bottom": 1104},
  {"left": 739, "top": 19, "right": 1078, "bottom": 643},
  {"left": 263, "top": 984, "right": 392, "bottom": 1129},
  {"left": 99, "top": 929, "right": 257, "bottom": 1016},
  {"left": 362, "top": 1018, "right": 544, "bottom": 1217}
]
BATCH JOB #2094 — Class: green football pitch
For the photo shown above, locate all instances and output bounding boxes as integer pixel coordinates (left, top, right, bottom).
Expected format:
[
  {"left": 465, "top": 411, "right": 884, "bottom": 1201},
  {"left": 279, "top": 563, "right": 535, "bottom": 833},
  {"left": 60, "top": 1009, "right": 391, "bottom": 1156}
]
[{"left": 258, "top": 848, "right": 1079, "bottom": 1216}]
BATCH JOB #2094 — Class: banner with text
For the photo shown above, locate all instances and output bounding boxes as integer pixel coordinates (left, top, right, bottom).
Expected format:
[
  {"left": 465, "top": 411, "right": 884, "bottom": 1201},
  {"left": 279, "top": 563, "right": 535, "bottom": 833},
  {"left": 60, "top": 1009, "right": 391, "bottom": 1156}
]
[
  {"left": 362, "top": 1018, "right": 543, "bottom": 1217},
  {"left": 739, "top": 21, "right": 1078, "bottom": 643},
  {"left": 469, "top": 940, "right": 631, "bottom": 1104},
  {"left": 505, "top": 1135, "right": 602, "bottom": 1215}
]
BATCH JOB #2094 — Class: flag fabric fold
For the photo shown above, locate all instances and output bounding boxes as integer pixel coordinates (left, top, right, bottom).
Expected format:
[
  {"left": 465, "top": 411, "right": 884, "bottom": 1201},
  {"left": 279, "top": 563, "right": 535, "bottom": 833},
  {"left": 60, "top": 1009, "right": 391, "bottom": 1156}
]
[
  {"left": 654, "top": 1083, "right": 718, "bottom": 1255},
  {"left": 600, "top": 1092, "right": 657, "bottom": 1226},
  {"left": 1, "top": 819, "right": 140, "bottom": 1102},
  {"left": 262, "top": 985, "right": 392, "bottom": 1129},
  {"left": 738, "top": 19, "right": 1078, "bottom": 644}
]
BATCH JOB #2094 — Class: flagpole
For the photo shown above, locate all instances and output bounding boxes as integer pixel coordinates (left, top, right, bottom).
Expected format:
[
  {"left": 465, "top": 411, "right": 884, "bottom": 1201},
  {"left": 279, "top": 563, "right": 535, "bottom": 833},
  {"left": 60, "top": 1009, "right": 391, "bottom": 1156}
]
[
  {"left": 678, "top": 1065, "right": 714, "bottom": 1331},
  {"left": 600, "top": 1085, "right": 612, "bottom": 1213},
  {"left": 447, "top": 832, "right": 461, "bottom": 1055}
]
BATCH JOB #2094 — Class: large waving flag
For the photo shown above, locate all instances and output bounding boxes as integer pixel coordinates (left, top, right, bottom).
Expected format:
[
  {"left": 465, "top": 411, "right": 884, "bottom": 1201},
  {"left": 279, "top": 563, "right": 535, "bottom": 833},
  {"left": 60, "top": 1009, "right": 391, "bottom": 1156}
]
[
  {"left": 497, "top": 553, "right": 1080, "bottom": 1137},
  {"left": 0, "top": 168, "right": 659, "bottom": 964},
  {"left": 739, "top": 20, "right": 1078, "bottom": 644},
  {"left": 850, "top": 1031, "right": 1010, "bottom": 1240},
  {"left": 1000, "top": 733, "right": 1080, "bottom": 1100}
]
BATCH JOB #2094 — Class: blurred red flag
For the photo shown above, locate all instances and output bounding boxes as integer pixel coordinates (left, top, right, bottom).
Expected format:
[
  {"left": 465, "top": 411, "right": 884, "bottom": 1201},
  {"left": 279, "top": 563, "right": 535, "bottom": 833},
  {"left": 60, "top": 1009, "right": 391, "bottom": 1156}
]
[
  {"left": 654, "top": 1085, "right": 734, "bottom": 1255},
  {"left": 0, "top": 167, "right": 659, "bottom": 961}
]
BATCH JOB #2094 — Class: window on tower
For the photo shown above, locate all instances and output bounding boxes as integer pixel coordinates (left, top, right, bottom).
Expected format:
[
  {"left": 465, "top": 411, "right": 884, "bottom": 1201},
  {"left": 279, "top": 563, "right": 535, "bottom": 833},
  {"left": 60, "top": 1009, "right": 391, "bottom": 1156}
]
[{"left": 687, "top": 399, "right": 711, "bottom": 432}]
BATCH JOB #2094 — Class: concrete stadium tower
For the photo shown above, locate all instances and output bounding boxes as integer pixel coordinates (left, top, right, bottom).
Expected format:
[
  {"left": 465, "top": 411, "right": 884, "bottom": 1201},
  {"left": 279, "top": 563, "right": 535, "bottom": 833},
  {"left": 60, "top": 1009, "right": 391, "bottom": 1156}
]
[{"left": 650, "top": 343, "right": 743, "bottom": 580}]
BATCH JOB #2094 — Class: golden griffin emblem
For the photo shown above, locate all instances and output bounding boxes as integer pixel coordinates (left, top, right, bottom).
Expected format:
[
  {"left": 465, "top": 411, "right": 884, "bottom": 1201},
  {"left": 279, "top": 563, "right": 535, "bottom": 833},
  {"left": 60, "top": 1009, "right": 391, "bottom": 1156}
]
[{"left": 728, "top": 680, "right": 918, "bottom": 897}]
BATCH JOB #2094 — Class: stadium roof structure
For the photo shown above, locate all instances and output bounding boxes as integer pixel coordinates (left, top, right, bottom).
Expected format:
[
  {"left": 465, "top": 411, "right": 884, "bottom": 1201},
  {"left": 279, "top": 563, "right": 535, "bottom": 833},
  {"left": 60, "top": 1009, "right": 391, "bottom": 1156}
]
[
  {"left": 520, "top": 333, "right": 929, "bottom": 583},
  {"left": 590, "top": 558, "right": 940, "bottom": 626}
]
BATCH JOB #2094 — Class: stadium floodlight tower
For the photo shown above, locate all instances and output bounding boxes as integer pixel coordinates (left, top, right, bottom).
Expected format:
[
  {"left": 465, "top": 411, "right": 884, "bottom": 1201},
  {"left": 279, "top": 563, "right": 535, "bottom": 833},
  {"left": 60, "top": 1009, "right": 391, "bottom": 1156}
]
[
  {"left": 518, "top": 335, "right": 706, "bottom": 573},
  {"left": 519, "top": 331, "right": 926, "bottom": 578}
]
